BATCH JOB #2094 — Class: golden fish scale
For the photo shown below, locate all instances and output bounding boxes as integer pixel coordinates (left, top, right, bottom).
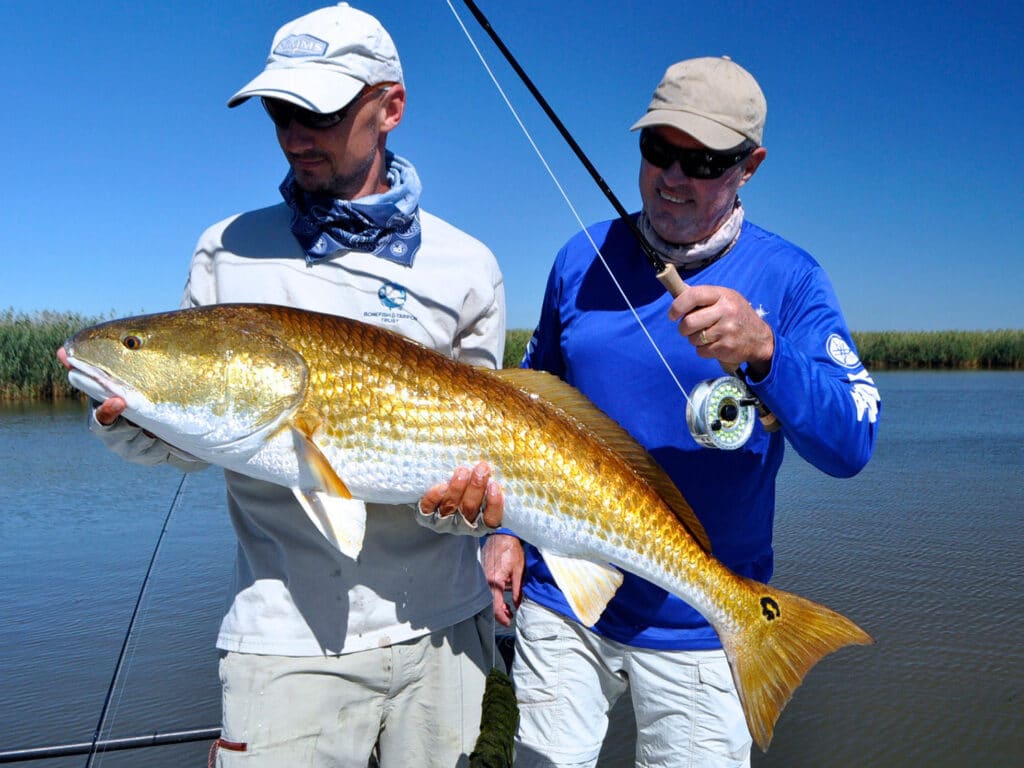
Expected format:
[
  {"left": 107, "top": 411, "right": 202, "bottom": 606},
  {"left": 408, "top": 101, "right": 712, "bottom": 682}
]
[
  {"left": 253, "top": 305, "right": 734, "bottom": 611},
  {"left": 76, "top": 302, "right": 753, "bottom": 618}
]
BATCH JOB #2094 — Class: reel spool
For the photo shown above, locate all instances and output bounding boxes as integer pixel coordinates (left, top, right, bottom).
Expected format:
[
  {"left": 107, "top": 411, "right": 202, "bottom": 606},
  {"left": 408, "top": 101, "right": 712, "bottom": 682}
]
[{"left": 686, "top": 376, "right": 757, "bottom": 450}]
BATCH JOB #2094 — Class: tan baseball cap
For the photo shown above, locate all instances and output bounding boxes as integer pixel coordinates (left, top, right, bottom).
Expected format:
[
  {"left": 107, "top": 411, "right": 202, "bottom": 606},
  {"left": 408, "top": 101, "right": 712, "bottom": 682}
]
[
  {"left": 228, "top": 3, "right": 403, "bottom": 113},
  {"left": 631, "top": 56, "right": 766, "bottom": 149}
]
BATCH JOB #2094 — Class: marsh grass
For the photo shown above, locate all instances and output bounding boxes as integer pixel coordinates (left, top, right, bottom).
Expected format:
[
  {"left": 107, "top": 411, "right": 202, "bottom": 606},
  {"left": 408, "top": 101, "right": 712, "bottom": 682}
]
[
  {"left": 507, "top": 329, "right": 1024, "bottom": 371},
  {"left": 503, "top": 329, "right": 533, "bottom": 369},
  {"left": 1, "top": 312, "right": 1020, "bottom": 401},
  {"left": 0, "top": 310, "right": 105, "bottom": 401},
  {"left": 852, "top": 330, "right": 1024, "bottom": 370}
]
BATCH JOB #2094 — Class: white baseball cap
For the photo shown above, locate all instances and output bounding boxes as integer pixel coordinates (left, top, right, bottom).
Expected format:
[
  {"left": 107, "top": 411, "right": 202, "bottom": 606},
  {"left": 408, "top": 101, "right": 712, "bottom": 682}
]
[
  {"left": 631, "top": 56, "right": 766, "bottom": 149},
  {"left": 228, "top": 3, "right": 403, "bottom": 113}
]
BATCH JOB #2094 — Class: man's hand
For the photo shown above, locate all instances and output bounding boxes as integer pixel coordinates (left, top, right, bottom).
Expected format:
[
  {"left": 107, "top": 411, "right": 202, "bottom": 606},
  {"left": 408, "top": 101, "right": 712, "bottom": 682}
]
[
  {"left": 418, "top": 461, "right": 503, "bottom": 529},
  {"left": 418, "top": 464, "right": 524, "bottom": 625},
  {"left": 482, "top": 534, "right": 525, "bottom": 627},
  {"left": 668, "top": 284, "right": 775, "bottom": 378},
  {"left": 56, "top": 347, "right": 126, "bottom": 426}
]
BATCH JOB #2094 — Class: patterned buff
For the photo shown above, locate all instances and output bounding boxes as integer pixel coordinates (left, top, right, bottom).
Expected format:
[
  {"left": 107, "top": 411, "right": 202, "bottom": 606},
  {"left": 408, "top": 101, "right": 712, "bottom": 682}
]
[
  {"left": 280, "top": 151, "right": 423, "bottom": 266},
  {"left": 640, "top": 198, "right": 745, "bottom": 271}
]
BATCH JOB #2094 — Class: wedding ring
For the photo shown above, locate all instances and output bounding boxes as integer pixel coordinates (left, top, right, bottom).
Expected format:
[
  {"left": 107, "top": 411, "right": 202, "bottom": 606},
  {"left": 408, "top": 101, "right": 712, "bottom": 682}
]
[{"left": 699, "top": 329, "right": 709, "bottom": 346}]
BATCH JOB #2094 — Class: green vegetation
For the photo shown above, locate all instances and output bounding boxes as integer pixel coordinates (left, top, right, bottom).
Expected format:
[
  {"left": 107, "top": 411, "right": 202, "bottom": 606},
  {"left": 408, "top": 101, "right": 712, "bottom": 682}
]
[
  {"left": 1, "top": 311, "right": 1021, "bottom": 402},
  {"left": 0, "top": 310, "right": 106, "bottom": 401},
  {"left": 503, "top": 329, "right": 532, "bottom": 369},
  {"left": 507, "top": 329, "right": 1024, "bottom": 371},
  {"left": 852, "top": 330, "right": 1024, "bottom": 370}
]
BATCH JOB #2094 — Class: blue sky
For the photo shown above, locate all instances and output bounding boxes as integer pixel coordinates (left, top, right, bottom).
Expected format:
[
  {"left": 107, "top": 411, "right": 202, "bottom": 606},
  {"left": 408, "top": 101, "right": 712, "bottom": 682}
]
[{"left": 3, "top": 0, "right": 1021, "bottom": 331}]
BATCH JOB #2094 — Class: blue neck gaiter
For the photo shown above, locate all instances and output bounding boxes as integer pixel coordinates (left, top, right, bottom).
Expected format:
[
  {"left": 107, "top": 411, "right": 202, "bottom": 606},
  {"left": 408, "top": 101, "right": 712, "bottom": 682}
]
[{"left": 280, "top": 150, "right": 423, "bottom": 267}]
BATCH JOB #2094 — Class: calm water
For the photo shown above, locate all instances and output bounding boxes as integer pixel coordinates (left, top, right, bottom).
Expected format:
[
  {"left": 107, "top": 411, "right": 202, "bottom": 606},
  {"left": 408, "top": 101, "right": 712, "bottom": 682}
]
[{"left": 2, "top": 372, "right": 1022, "bottom": 767}]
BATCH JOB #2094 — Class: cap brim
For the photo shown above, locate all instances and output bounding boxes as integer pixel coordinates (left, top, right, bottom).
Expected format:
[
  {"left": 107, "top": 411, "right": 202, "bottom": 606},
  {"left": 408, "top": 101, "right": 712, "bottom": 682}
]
[
  {"left": 227, "top": 66, "right": 365, "bottom": 112},
  {"left": 630, "top": 110, "right": 747, "bottom": 150}
]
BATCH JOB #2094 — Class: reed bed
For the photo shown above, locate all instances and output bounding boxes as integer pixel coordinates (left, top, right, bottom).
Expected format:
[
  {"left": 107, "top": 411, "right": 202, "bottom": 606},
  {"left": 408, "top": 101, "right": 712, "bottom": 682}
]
[
  {"left": 1, "top": 312, "right": 1020, "bottom": 401},
  {"left": 0, "top": 310, "right": 105, "bottom": 401},
  {"left": 503, "top": 329, "right": 533, "bottom": 369},
  {"left": 508, "top": 329, "right": 1024, "bottom": 371},
  {"left": 852, "top": 330, "right": 1024, "bottom": 370}
]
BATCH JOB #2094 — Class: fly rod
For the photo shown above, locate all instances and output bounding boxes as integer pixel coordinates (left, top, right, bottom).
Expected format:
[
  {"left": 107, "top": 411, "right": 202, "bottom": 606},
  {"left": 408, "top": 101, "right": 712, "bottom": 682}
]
[{"left": 453, "top": 0, "right": 779, "bottom": 439}]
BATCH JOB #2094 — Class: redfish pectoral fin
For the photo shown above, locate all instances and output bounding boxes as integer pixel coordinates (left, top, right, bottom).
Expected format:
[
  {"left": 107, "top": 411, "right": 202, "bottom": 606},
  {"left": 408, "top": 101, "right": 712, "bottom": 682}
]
[
  {"left": 289, "top": 424, "right": 366, "bottom": 560},
  {"left": 292, "top": 489, "right": 367, "bottom": 560},
  {"left": 540, "top": 549, "right": 623, "bottom": 627}
]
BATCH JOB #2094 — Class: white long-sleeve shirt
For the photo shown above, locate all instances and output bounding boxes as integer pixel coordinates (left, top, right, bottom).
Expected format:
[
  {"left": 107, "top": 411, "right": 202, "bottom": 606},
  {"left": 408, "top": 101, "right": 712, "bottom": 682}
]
[{"left": 92, "top": 201, "right": 505, "bottom": 655}]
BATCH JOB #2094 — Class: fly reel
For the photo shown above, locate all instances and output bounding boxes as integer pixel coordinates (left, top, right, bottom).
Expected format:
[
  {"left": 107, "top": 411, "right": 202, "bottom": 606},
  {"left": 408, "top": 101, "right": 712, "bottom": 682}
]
[{"left": 686, "top": 376, "right": 757, "bottom": 450}]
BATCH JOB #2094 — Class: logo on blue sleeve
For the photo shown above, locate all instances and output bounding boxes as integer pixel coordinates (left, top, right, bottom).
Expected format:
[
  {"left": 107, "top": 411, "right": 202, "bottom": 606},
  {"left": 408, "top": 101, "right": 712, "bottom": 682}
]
[{"left": 826, "top": 334, "right": 861, "bottom": 369}]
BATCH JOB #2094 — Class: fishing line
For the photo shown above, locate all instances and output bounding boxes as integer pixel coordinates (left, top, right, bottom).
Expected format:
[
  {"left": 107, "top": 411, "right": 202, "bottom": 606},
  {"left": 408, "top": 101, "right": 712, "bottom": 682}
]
[
  {"left": 446, "top": 0, "right": 692, "bottom": 407},
  {"left": 85, "top": 472, "right": 190, "bottom": 768}
]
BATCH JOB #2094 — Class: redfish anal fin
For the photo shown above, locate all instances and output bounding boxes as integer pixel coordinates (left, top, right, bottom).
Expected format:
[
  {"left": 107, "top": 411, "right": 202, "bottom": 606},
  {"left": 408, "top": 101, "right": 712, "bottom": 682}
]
[{"left": 540, "top": 548, "right": 624, "bottom": 627}]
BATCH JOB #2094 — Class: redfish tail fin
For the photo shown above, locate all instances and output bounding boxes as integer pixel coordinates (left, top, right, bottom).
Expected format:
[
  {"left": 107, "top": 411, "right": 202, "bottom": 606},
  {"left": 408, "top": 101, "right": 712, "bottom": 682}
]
[{"left": 719, "top": 580, "right": 873, "bottom": 752}]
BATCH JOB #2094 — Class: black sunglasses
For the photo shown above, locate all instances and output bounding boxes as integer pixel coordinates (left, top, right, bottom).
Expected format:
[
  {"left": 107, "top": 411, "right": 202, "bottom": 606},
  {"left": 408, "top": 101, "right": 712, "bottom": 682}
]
[
  {"left": 261, "top": 83, "right": 393, "bottom": 131},
  {"left": 639, "top": 129, "right": 753, "bottom": 179}
]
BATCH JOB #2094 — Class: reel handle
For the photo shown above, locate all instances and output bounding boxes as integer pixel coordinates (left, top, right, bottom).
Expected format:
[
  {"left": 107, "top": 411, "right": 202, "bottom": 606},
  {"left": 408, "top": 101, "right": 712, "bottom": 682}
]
[{"left": 657, "top": 264, "right": 781, "bottom": 434}]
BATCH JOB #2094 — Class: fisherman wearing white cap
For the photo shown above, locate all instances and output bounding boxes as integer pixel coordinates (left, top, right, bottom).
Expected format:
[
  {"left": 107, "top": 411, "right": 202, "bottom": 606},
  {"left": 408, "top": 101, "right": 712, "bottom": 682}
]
[
  {"left": 432, "top": 56, "right": 880, "bottom": 766},
  {"left": 71, "top": 4, "right": 506, "bottom": 766}
]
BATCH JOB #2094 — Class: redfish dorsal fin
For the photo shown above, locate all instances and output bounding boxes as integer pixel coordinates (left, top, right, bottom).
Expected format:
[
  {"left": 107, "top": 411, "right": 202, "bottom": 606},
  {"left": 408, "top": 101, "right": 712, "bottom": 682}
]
[{"left": 491, "top": 369, "right": 712, "bottom": 553}]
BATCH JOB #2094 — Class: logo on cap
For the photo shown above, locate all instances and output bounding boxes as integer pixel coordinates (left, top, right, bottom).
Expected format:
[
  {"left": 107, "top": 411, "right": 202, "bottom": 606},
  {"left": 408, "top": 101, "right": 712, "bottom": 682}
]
[{"left": 274, "top": 34, "right": 329, "bottom": 58}]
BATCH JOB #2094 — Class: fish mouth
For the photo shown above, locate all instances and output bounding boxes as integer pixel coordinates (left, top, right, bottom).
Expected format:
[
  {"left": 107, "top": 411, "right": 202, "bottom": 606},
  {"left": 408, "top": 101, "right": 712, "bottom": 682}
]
[{"left": 63, "top": 345, "right": 124, "bottom": 403}]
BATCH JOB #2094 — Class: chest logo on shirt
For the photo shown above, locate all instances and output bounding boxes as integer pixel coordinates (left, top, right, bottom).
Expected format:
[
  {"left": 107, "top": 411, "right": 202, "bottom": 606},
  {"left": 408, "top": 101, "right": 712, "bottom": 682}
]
[
  {"left": 826, "top": 333, "right": 861, "bottom": 369},
  {"left": 365, "top": 281, "right": 416, "bottom": 327},
  {"left": 378, "top": 282, "right": 407, "bottom": 310}
]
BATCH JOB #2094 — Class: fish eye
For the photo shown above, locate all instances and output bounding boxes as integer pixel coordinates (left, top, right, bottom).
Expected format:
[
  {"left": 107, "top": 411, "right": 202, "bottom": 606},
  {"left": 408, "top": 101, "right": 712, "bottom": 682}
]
[{"left": 122, "top": 335, "right": 143, "bottom": 350}]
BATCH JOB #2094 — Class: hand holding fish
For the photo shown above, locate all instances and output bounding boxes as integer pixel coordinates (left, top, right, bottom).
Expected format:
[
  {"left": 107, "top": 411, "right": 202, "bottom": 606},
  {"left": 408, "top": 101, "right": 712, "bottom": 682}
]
[
  {"left": 92, "top": 397, "right": 128, "bottom": 426},
  {"left": 418, "top": 464, "right": 522, "bottom": 626},
  {"left": 668, "top": 284, "right": 774, "bottom": 377},
  {"left": 418, "top": 461, "right": 504, "bottom": 530}
]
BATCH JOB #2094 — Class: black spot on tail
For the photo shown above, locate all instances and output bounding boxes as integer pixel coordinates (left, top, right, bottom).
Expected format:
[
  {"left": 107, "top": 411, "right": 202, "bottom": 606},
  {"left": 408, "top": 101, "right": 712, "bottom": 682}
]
[{"left": 760, "top": 596, "right": 781, "bottom": 621}]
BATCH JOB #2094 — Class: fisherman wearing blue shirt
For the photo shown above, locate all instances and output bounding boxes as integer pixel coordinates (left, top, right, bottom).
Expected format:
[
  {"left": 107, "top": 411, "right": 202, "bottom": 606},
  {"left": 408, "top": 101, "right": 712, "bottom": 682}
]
[{"left": 426, "top": 56, "right": 880, "bottom": 766}]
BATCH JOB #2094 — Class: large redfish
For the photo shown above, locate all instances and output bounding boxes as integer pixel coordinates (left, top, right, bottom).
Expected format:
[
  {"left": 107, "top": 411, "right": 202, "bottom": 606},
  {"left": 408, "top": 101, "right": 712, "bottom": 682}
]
[{"left": 63, "top": 303, "right": 871, "bottom": 750}]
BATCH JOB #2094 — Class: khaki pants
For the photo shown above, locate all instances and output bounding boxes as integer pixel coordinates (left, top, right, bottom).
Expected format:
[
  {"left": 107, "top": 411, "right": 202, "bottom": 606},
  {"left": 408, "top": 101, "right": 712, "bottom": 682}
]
[
  {"left": 512, "top": 600, "right": 751, "bottom": 768},
  {"left": 214, "top": 610, "right": 493, "bottom": 768}
]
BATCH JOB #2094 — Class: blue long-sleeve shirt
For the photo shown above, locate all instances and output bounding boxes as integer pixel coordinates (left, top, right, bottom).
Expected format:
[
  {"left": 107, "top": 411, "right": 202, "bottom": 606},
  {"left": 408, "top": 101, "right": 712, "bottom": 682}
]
[{"left": 518, "top": 216, "right": 880, "bottom": 650}]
